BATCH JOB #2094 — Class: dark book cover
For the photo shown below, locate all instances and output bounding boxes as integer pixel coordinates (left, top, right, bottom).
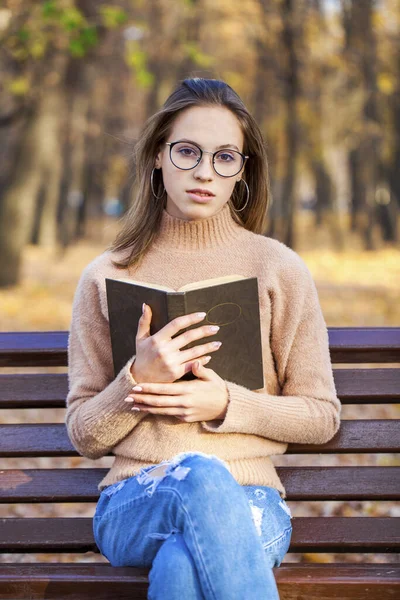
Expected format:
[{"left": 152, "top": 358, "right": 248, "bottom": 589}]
[{"left": 105, "top": 275, "right": 264, "bottom": 390}]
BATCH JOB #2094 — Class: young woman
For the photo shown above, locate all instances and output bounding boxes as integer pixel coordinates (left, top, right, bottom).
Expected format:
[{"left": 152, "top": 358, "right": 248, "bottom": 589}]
[{"left": 66, "top": 77, "right": 341, "bottom": 599}]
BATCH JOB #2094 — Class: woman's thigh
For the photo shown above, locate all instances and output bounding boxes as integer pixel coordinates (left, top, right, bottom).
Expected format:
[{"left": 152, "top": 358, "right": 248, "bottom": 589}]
[
  {"left": 242, "top": 485, "right": 293, "bottom": 568},
  {"left": 93, "top": 451, "right": 235, "bottom": 567},
  {"left": 93, "top": 453, "right": 292, "bottom": 570}
]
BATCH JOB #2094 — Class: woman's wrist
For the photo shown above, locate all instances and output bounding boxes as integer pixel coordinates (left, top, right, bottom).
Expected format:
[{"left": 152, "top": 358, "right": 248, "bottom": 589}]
[{"left": 130, "top": 359, "right": 139, "bottom": 381}]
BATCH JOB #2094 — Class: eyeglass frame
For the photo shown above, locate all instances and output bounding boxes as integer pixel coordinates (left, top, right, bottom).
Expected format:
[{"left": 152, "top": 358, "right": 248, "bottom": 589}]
[{"left": 165, "top": 141, "right": 249, "bottom": 178}]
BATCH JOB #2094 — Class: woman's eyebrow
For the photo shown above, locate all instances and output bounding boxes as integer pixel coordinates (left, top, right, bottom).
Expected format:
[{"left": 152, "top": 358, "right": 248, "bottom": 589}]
[{"left": 176, "top": 138, "right": 240, "bottom": 151}]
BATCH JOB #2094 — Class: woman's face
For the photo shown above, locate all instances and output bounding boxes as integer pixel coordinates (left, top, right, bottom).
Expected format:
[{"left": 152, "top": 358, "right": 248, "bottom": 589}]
[{"left": 155, "top": 105, "right": 245, "bottom": 221}]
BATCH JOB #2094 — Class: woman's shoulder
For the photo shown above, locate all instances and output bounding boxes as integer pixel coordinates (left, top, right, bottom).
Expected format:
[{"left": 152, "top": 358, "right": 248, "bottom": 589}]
[
  {"left": 73, "top": 249, "right": 128, "bottom": 304},
  {"left": 244, "top": 229, "right": 312, "bottom": 281},
  {"left": 78, "top": 248, "right": 128, "bottom": 285}
]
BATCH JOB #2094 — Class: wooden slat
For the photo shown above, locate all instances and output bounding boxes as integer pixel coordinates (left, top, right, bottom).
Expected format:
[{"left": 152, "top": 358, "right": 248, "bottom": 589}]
[
  {"left": 333, "top": 368, "right": 400, "bottom": 404},
  {"left": 0, "top": 332, "right": 68, "bottom": 368},
  {"left": 0, "top": 563, "right": 148, "bottom": 600},
  {"left": 0, "top": 424, "right": 72, "bottom": 456},
  {"left": 0, "top": 374, "right": 68, "bottom": 408},
  {"left": 291, "top": 517, "right": 400, "bottom": 553},
  {"left": 1, "top": 328, "right": 399, "bottom": 368},
  {"left": 0, "top": 467, "right": 399, "bottom": 503},
  {"left": 0, "top": 517, "right": 398, "bottom": 553},
  {"left": 0, "top": 564, "right": 398, "bottom": 600},
  {"left": 328, "top": 327, "right": 400, "bottom": 363},
  {"left": 1, "top": 369, "right": 399, "bottom": 409},
  {"left": 274, "top": 564, "right": 400, "bottom": 600},
  {"left": 288, "top": 420, "right": 400, "bottom": 454},
  {"left": 1, "top": 420, "right": 398, "bottom": 457}
]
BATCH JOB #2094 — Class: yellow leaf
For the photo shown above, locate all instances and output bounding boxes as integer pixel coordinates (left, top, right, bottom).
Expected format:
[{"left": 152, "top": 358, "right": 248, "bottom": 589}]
[
  {"left": 7, "top": 76, "right": 30, "bottom": 96},
  {"left": 377, "top": 73, "right": 395, "bottom": 95}
]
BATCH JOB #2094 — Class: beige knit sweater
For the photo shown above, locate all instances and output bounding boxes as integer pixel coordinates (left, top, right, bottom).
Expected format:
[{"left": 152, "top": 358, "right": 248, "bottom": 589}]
[{"left": 66, "top": 203, "right": 341, "bottom": 497}]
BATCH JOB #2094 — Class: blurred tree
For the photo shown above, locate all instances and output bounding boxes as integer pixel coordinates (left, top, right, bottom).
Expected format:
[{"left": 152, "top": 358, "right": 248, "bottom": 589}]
[
  {"left": 385, "top": 0, "right": 400, "bottom": 241},
  {"left": 341, "top": 0, "right": 385, "bottom": 250},
  {"left": 306, "top": 0, "right": 345, "bottom": 250},
  {"left": 0, "top": 0, "right": 398, "bottom": 288},
  {"left": 0, "top": 0, "right": 128, "bottom": 286},
  {"left": 278, "top": 0, "right": 302, "bottom": 248}
]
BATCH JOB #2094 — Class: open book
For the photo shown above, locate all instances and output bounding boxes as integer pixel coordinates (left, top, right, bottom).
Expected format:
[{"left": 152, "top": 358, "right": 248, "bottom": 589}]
[{"left": 105, "top": 274, "right": 264, "bottom": 390}]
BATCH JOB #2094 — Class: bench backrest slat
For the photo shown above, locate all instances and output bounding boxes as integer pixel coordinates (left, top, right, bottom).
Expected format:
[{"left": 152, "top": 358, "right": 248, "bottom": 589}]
[
  {"left": 0, "top": 420, "right": 398, "bottom": 456},
  {"left": 0, "top": 517, "right": 398, "bottom": 554},
  {"left": 1, "top": 369, "right": 399, "bottom": 408},
  {"left": 1, "top": 328, "right": 399, "bottom": 367},
  {"left": 0, "top": 467, "right": 398, "bottom": 502}
]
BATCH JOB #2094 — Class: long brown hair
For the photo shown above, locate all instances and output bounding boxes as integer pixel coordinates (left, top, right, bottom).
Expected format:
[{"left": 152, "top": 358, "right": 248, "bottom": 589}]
[{"left": 108, "top": 77, "right": 271, "bottom": 270}]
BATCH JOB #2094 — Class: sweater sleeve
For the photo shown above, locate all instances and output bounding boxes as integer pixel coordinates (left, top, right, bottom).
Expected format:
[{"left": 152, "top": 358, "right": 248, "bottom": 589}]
[
  {"left": 65, "top": 265, "right": 147, "bottom": 459},
  {"left": 200, "top": 254, "right": 341, "bottom": 444}
]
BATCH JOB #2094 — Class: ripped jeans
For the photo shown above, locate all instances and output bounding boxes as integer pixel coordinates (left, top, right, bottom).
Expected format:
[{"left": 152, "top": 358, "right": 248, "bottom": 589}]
[{"left": 93, "top": 452, "right": 292, "bottom": 600}]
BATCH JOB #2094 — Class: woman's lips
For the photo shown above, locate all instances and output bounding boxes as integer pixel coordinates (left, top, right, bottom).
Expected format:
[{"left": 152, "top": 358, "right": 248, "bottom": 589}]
[{"left": 186, "top": 191, "right": 214, "bottom": 203}]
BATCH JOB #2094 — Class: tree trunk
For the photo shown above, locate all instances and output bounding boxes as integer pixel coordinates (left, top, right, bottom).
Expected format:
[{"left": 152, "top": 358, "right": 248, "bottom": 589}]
[
  {"left": 146, "top": 0, "right": 167, "bottom": 117},
  {"left": 280, "top": 0, "right": 300, "bottom": 249},
  {"left": 343, "top": 0, "right": 382, "bottom": 250},
  {"left": 388, "top": 41, "right": 400, "bottom": 235},
  {"left": 36, "top": 87, "right": 66, "bottom": 247},
  {"left": 0, "top": 107, "right": 45, "bottom": 286}
]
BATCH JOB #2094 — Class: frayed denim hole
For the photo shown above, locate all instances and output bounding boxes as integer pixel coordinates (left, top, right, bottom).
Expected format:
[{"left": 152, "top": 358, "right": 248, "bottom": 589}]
[
  {"left": 137, "top": 461, "right": 192, "bottom": 497},
  {"left": 102, "top": 478, "right": 128, "bottom": 498},
  {"left": 248, "top": 500, "right": 264, "bottom": 536},
  {"left": 254, "top": 488, "right": 268, "bottom": 500}
]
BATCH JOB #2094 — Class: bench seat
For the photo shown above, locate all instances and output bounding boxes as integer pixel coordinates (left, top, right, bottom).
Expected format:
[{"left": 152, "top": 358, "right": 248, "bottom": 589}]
[
  {"left": 0, "top": 563, "right": 399, "bottom": 600},
  {"left": 0, "top": 328, "right": 399, "bottom": 599}
]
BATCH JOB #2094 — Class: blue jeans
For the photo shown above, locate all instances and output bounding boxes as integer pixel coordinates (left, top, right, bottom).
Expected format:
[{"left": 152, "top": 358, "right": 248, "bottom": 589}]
[{"left": 93, "top": 451, "right": 292, "bottom": 600}]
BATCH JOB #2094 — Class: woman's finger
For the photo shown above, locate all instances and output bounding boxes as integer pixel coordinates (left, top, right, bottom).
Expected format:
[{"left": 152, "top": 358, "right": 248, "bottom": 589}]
[
  {"left": 130, "top": 405, "right": 185, "bottom": 417},
  {"left": 129, "top": 382, "right": 188, "bottom": 396},
  {"left": 128, "top": 393, "right": 187, "bottom": 407}
]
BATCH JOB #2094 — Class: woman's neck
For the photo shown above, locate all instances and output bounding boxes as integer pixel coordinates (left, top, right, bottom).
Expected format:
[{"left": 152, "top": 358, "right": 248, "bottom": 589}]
[{"left": 152, "top": 202, "right": 245, "bottom": 252}]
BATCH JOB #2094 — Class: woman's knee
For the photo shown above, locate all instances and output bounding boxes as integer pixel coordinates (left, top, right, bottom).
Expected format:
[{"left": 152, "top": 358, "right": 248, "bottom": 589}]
[
  {"left": 168, "top": 451, "right": 240, "bottom": 497},
  {"left": 137, "top": 452, "right": 236, "bottom": 497}
]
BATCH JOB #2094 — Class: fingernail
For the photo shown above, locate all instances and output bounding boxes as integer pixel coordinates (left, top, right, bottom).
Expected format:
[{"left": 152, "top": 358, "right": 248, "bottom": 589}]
[
  {"left": 204, "top": 356, "right": 212, "bottom": 363},
  {"left": 131, "top": 407, "right": 141, "bottom": 411},
  {"left": 142, "top": 303, "right": 146, "bottom": 314},
  {"left": 132, "top": 386, "right": 142, "bottom": 391},
  {"left": 124, "top": 396, "right": 134, "bottom": 402}
]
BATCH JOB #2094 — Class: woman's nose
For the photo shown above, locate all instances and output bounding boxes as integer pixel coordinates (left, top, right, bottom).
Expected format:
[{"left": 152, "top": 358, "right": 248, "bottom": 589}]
[{"left": 193, "top": 153, "right": 214, "bottom": 179}]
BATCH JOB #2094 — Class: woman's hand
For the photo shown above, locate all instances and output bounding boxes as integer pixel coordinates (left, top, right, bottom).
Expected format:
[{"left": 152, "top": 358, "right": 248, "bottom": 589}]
[
  {"left": 130, "top": 304, "right": 222, "bottom": 384},
  {"left": 125, "top": 361, "right": 229, "bottom": 423}
]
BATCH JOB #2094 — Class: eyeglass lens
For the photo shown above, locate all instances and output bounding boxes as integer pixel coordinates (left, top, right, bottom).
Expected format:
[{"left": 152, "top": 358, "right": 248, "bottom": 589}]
[{"left": 170, "top": 142, "right": 243, "bottom": 177}]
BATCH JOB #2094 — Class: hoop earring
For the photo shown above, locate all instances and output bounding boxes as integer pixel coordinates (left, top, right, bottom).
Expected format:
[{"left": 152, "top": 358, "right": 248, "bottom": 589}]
[
  {"left": 151, "top": 167, "right": 166, "bottom": 200},
  {"left": 230, "top": 179, "right": 249, "bottom": 213}
]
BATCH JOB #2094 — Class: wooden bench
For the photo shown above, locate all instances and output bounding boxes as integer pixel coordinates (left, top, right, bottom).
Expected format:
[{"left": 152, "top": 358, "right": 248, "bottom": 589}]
[{"left": 0, "top": 327, "right": 399, "bottom": 599}]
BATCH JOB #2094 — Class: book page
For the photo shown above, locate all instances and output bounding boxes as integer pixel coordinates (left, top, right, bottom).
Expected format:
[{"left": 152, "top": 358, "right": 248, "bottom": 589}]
[
  {"left": 111, "top": 274, "right": 246, "bottom": 293},
  {"left": 178, "top": 274, "right": 246, "bottom": 292},
  {"left": 113, "top": 278, "right": 175, "bottom": 292}
]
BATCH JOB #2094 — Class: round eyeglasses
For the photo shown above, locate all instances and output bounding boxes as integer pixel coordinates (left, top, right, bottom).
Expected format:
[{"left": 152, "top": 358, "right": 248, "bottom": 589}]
[{"left": 165, "top": 141, "right": 249, "bottom": 178}]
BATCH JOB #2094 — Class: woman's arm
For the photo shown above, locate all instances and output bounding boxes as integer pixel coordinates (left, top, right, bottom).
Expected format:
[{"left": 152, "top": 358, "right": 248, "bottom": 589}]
[
  {"left": 200, "top": 256, "right": 341, "bottom": 444},
  {"left": 65, "top": 266, "right": 146, "bottom": 459}
]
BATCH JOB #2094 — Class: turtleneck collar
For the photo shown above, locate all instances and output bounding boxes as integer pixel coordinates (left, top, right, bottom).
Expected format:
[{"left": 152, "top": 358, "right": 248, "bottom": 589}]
[{"left": 152, "top": 202, "right": 246, "bottom": 252}]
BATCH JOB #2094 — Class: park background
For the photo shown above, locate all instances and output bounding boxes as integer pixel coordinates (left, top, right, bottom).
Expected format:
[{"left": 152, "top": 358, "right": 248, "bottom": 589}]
[{"left": 0, "top": 0, "right": 399, "bottom": 566}]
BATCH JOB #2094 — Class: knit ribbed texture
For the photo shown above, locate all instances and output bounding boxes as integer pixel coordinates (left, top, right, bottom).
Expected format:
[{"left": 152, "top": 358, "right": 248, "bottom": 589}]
[
  {"left": 66, "top": 204, "right": 341, "bottom": 498},
  {"left": 152, "top": 202, "right": 245, "bottom": 251}
]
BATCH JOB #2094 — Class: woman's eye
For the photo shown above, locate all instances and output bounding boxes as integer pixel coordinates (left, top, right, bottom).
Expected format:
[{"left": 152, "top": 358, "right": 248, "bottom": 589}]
[
  {"left": 218, "top": 153, "right": 234, "bottom": 161},
  {"left": 179, "top": 148, "right": 196, "bottom": 156}
]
